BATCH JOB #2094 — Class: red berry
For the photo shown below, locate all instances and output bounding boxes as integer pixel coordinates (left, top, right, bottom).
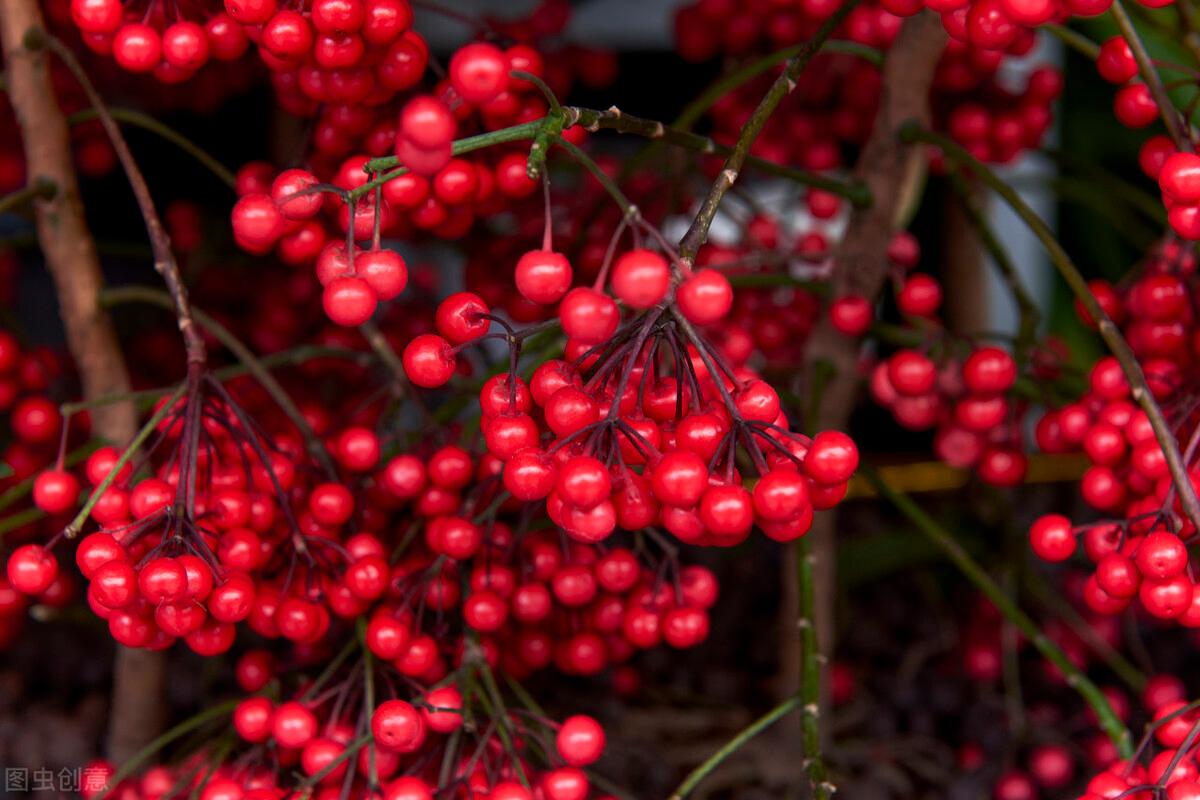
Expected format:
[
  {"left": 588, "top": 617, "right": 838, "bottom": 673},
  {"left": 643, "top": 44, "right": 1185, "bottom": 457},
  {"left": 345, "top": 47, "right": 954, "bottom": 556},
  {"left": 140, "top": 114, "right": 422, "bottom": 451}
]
[
  {"left": 7, "top": 544, "right": 58, "bottom": 595},
  {"left": 449, "top": 42, "right": 508, "bottom": 104},
  {"left": 371, "top": 699, "right": 426, "bottom": 752},
  {"left": 32, "top": 469, "right": 80, "bottom": 514},
  {"left": 556, "top": 715, "right": 606, "bottom": 766},
  {"left": 1029, "top": 514, "right": 1076, "bottom": 562},
  {"left": 402, "top": 334, "right": 456, "bottom": 388},
  {"left": 515, "top": 250, "right": 572, "bottom": 304},
  {"left": 323, "top": 275, "right": 377, "bottom": 326}
]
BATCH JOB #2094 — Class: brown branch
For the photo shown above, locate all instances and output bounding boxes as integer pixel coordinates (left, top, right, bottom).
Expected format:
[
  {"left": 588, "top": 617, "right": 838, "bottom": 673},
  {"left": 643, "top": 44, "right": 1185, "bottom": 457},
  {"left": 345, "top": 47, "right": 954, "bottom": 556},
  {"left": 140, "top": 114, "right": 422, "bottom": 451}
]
[
  {"left": 0, "top": 0, "right": 161, "bottom": 766},
  {"left": 0, "top": 2, "right": 135, "bottom": 446},
  {"left": 676, "top": 0, "right": 867, "bottom": 265},
  {"left": 786, "top": 9, "right": 948, "bottom": 790}
]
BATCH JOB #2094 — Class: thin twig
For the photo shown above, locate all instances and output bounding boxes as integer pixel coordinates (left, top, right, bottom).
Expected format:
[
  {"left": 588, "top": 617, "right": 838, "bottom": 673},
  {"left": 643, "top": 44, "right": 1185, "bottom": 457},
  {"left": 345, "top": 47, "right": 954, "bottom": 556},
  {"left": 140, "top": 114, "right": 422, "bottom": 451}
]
[
  {"left": 66, "top": 107, "right": 237, "bottom": 189},
  {"left": 676, "top": 0, "right": 866, "bottom": 264},
  {"left": 864, "top": 467, "right": 1134, "bottom": 759},
  {"left": 668, "top": 697, "right": 802, "bottom": 800},
  {"left": 39, "top": 31, "right": 206, "bottom": 368},
  {"left": 1111, "top": 0, "right": 1191, "bottom": 148}
]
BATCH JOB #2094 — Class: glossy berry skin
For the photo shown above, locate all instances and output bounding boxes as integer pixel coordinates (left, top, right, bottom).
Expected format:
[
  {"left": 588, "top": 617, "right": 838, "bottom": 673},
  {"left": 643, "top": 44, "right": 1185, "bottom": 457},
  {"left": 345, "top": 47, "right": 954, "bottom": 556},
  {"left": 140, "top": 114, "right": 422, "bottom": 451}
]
[
  {"left": 611, "top": 250, "right": 670, "bottom": 309},
  {"left": 323, "top": 276, "right": 377, "bottom": 325},
  {"left": 560, "top": 287, "right": 619, "bottom": 344},
  {"left": 32, "top": 470, "right": 80, "bottom": 515},
  {"left": 448, "top": 42, "right": 508, "bottom": 104},
  {"left": 676, "top": 269, "right": 732, "bottom": 325},
  {"left": 402, "top": 334, "right": 456, "bottom": 387},
  {"left": 371, "top": 699, "right": 426, "bottom": 752},
  {"left": 753, "top": 469, "right": 809, "bottom": 521},
  {"left": 542, "top": 767, "right": 589, "bottom": 800},
  {"left": 399, "top": 96, "right": 455, "bottom": 150},
  {"left": 231, "top": 194, "right": 286, "bottom": 247},
  {"left": 1160, "top": 153, "right": 1200, "bottom": 204},
  {"left": 7, "top": 544, "right": 58, "bottom": 595},
  {"left": 1096, "top": 36, "right": 1138, "bottom": 83},
  {"left": 272, "top": 701, "right": 318, "bottom": 749},
  {"left": 887, "top": 350, "right": 936, "bottom": 396},
  {"left": 830, "top": 294, "right": 873, "bottom": 336},
  {"left": 515, "top": 250, "right": 572, "bottom": 304},
  {"left": 71, "top": 0, "right": 122, "bottom": 33},
  {"left": 805, "top": 431, "right": 858, "bottom": 485},
  {"left": 436, "top": 291, "right": 490, "bottom": 345},
  {"left": 556, "top": 715, "right": 605, "bottom": 766},
  {"left": 1135, "top": 531, "right": 1188, "bottom": 579},
  {"left": 113, "top": 24, "right": 163, "bottom": 73},
  {"left": 1028, "top": 514, "right": 1076, "bottom": 562}
]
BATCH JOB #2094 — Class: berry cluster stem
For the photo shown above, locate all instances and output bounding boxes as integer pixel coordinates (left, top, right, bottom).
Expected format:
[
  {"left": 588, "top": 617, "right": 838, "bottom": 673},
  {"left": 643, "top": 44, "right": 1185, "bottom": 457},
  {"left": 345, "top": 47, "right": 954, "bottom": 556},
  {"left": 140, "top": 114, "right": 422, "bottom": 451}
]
[{"left": 99, "top": 285, "right": 338, "bottom": 478}]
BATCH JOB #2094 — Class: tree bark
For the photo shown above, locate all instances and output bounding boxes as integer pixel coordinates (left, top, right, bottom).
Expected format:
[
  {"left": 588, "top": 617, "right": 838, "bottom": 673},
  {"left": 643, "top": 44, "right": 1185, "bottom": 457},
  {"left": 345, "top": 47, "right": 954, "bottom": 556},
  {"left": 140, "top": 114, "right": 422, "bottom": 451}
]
[
  {"left": 783, "top": 8, "right": 949, "bottom": 758},
  {"left": 0, "top": 0, "right": 164, "bottom": 764}
]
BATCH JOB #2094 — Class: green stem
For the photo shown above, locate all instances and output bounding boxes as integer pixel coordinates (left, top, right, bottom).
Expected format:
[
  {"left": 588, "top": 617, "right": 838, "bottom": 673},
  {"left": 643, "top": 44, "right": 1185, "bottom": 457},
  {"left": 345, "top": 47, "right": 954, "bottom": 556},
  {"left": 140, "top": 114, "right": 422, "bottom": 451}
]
[
  {"left": 301, "top": 636, "right": 359, "bottom": 702},
  {"left": 93, "top": 699, "right": 239, "bottom": 800},
  {"left": 360, "top": 110, "right": 869, "bottom": 207},
  {"left": 797, "top": 533, "right": 834, "bottom": 799},
  {"left": 667, "top": 697, "right": 801, "bottom": 800},
  {"left": 864, "top": 467, "right": 1133, "bottom": 758},
  {"left": 357, "top": 120, "right": 547, "bottom": 198},
  {"left": 64, "top": 383, "right": 186, "bottom": 538},
  {"left": 99, "top": 285, "right": 337, "bottom": 478},
  {"left": 0, "top": 505, "right": 44, "bottom": 538},
  {"left": 676, "top": 0, "right": 866, "bottom": 263},
  {"left": 567, "top": 105, "right": 870, "bottom": 204},
  {"left": 297, "top": 733, "right": 372, "bottom": 788},
  {"left": 554, "top": 136, "right": 634, "bottom": 214},
  {"left": 1023, "top": 571, "right": 1148, "bottom": 692},
  {"left": 358, "top": 618, "right": 380, "bottom": 790},
  {"left": 66, "top": 108, "right": 237, "bottom": 190},
  {"left": 1110, "top": 0, "right": 1189, "bottom": 148},
  {"left": 799, "top": 358, "right": 834, "bottom": 798},
  {"left": 0, "top": 177, "right": 56, "bottom": 214},
  {"left": 900, "top": 122, "right": 1200, "bottom": 536},
  {"left": 1043, "top": 23, "right": 1101, "bottom": 60},
  {"left": 477, "top": 662, "right": 529, "bottom": 788}
]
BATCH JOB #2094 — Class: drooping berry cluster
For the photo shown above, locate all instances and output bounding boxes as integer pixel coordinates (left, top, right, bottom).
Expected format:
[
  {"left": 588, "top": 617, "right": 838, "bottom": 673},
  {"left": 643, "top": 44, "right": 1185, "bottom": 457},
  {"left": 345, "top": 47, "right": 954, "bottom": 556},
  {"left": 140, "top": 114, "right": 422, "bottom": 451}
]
[{"left": 1027, "top": 241, "right": 1200, "bottom": 622}]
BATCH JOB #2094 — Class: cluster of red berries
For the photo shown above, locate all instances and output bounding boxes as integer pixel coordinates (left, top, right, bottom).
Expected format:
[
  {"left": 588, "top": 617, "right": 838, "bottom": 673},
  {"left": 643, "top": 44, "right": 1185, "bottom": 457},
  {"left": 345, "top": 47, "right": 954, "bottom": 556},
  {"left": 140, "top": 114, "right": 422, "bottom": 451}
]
[
  {"left": 397, "top": 281, "right": 861, "bottom": 548},
  {"left": 675, "top": 0, "right": 1062, "bottom": 170},
  {"left": 871, "top": 342, "right": 1030, "bottom": 485},
  {"left": 1026, "top": 242, "right": 1200, "bottom": 621},
  {"left": 230, "top": 159, "right": 411, "bottom": 326},
  {"left": 86, "top": 644, "right": 612, "bottom": 800},
  {"left": 368, "top": 531, "right": 721, "bottom": 676},
  {"left": 1152, "top": 146, "right": 1200, "bottom": 241},
  {"left": 831, "top": 233, "right": 1039, "bottom": 486},
  {"left": 935, "top": 61, "right": 1062, "bottom": 165},
  {"left": 883, "top": 0, "right": 1170, "bottom": 49},
  {"left": 68, "top": 0, "right": 249, "bottom": 79},
  {"left": 1068, "top": 688, "right": 1200, "bottom": 800}
]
